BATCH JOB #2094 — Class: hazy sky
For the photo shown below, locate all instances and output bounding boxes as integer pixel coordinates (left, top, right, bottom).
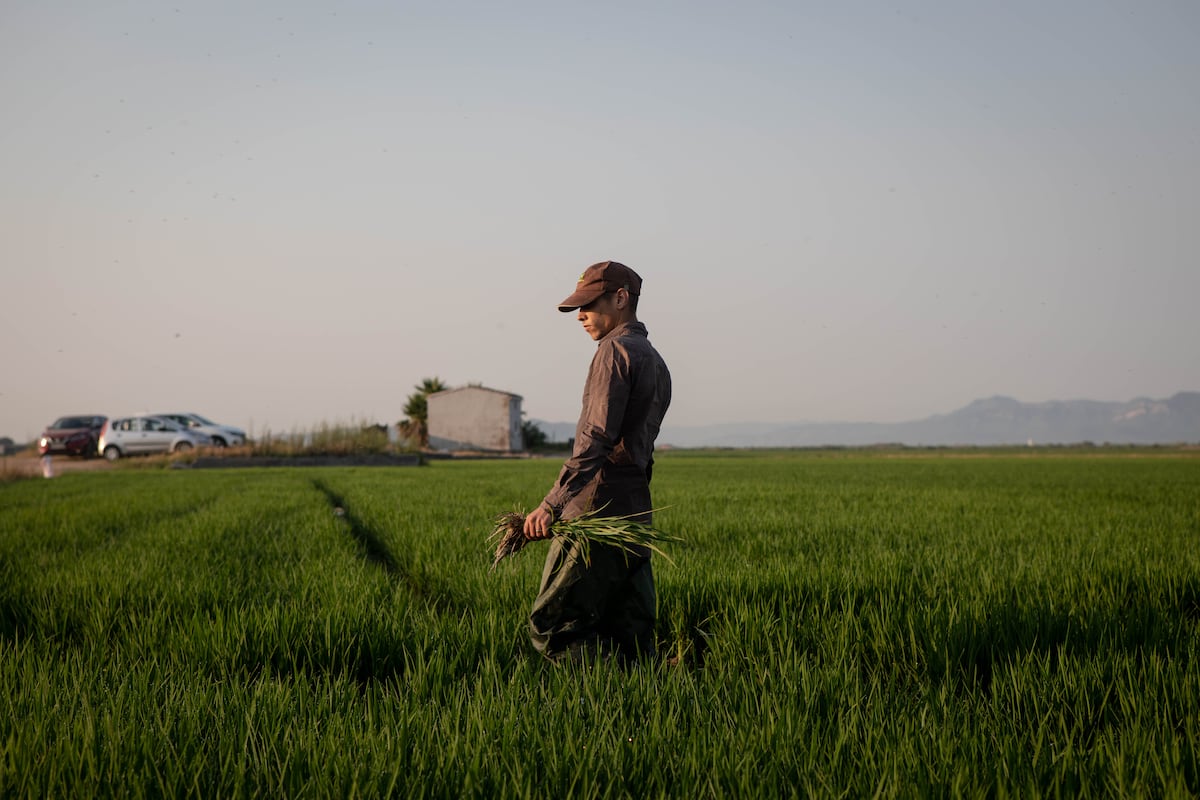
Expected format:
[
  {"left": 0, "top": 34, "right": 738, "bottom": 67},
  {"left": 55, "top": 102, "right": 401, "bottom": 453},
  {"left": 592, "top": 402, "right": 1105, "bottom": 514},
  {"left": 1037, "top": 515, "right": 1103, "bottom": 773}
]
[{"left": 3, "top": 1, "right": 1197, "bottom": 441}]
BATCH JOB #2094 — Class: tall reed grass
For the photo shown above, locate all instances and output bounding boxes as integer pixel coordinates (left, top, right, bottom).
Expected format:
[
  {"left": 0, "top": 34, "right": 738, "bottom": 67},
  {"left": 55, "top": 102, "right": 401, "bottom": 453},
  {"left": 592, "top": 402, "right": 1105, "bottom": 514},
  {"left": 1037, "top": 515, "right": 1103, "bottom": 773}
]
[{"left": 235, "top": 420, "right": 409, "bottom": 457}]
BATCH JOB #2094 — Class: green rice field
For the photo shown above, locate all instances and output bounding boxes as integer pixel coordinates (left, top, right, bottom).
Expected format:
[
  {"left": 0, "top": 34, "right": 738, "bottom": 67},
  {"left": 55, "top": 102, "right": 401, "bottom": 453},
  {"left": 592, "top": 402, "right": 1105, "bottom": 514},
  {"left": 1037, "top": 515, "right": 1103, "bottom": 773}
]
[{"left": 2, "top": 451, "right": 1198, "bottom": 798}]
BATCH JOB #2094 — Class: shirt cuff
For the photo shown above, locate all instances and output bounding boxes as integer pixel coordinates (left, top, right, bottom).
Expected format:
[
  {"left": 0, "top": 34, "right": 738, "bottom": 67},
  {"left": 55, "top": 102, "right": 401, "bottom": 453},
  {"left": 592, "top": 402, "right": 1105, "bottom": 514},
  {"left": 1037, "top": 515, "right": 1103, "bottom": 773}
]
[{"left": 539, "top": 499, "right": 561, "bottom": 521}]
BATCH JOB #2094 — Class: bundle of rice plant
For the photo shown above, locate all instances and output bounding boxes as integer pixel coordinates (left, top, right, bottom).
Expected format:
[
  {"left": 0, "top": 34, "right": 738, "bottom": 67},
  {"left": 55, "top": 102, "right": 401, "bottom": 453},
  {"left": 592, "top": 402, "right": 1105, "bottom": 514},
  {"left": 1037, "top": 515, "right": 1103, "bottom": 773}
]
[{"left": 489, "top": 507, "right": 682, "bottom": 571}]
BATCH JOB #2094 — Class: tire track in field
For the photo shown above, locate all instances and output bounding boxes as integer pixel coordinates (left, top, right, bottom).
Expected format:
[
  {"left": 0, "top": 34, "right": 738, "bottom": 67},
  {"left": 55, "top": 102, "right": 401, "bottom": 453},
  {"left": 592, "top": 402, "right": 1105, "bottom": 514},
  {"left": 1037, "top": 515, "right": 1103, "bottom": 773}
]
[{"left": 310, "top": 479, "right": 468, "bottom": 615}]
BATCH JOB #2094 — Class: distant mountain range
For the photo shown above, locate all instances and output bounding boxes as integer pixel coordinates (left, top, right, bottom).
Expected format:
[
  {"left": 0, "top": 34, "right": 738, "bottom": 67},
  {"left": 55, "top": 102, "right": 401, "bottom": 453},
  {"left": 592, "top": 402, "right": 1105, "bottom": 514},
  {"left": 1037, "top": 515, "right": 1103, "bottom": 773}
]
[{"left": 533, "top": 392, "right": 1200, "bottom": 448}]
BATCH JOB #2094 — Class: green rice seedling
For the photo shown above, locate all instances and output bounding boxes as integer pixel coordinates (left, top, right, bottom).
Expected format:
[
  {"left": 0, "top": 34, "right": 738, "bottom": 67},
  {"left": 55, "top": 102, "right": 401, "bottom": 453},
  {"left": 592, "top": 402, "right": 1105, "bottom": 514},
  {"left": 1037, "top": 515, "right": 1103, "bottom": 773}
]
[
  {"left": 488, "top": 507, "right": 683, "bottom": 570},
  {"left": 2, "top": 451, "right": 1199, "bottom": 798}
]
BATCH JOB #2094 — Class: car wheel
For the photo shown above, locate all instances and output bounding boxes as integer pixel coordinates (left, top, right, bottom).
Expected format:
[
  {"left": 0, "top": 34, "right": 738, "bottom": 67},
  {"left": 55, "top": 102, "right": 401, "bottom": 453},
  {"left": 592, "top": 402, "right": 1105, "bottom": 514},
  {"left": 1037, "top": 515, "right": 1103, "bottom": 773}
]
[
  {"left": 104, "top": 446, "right": 121, "bottom": 461},
  {"left": 174, "top": 442, "right": 193, "bottom": 454},
  {"left": 212, "top": 437, "right": 227, "bottom": 448}
]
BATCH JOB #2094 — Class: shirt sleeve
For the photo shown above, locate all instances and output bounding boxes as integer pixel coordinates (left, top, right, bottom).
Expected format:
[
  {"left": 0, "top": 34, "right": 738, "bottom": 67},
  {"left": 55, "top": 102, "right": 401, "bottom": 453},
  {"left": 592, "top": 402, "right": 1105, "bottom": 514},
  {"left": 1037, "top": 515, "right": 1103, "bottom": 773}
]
[{"left": 541, "top": 340, "right": 632, "bottom": 516}]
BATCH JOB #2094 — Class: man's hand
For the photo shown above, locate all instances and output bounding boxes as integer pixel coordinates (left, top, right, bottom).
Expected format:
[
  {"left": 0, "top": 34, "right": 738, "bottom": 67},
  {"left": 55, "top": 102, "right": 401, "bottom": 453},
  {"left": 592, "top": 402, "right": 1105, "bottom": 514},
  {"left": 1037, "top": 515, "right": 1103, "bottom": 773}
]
[{"left": 524, "top": 505, "right": 554, "bottom": 540}]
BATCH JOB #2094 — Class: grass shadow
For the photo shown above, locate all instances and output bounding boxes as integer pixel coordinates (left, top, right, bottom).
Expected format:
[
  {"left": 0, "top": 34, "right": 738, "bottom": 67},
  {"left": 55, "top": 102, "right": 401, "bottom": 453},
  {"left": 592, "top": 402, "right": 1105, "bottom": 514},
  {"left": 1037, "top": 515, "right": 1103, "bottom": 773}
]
[
  {"left": 310, "top": 479, "right": 470, "bottom": 617},
  {"left": 311, "top": 479, "right": 399, "bottom": 575}
]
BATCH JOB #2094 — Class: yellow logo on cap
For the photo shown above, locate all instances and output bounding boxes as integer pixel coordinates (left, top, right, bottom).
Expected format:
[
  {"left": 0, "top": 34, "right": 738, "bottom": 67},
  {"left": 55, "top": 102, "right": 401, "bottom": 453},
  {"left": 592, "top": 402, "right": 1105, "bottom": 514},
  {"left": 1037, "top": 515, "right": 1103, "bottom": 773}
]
[{"left": 578, "top": 272, "right": 587, "bottom": 283}]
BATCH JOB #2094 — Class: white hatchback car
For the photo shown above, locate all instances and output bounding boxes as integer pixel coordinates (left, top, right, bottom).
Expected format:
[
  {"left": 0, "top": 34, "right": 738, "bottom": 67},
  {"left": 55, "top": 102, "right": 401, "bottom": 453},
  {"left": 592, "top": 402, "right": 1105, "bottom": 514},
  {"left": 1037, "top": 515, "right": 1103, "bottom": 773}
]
[
  {"left": 98, "top": 415, "right": 211, "bottom": 461},
  {"left": 153, "top": 412, "right": 247, "bottom": 447}
]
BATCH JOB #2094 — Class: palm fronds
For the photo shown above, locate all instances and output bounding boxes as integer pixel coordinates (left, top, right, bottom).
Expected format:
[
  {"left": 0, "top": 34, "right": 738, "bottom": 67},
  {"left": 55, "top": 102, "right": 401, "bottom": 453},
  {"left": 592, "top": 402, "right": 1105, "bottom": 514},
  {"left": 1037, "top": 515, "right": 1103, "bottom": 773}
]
[{"left": 488, "top": 507, "right": 682, "bottom": 571}]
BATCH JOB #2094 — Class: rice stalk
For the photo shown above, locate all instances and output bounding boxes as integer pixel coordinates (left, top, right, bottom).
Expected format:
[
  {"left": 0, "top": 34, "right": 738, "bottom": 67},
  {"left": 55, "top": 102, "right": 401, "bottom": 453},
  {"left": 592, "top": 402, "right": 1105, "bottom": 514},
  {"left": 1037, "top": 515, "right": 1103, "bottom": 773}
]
[{"left": 488, "top": 507, "right": 682, "bottom": 571}]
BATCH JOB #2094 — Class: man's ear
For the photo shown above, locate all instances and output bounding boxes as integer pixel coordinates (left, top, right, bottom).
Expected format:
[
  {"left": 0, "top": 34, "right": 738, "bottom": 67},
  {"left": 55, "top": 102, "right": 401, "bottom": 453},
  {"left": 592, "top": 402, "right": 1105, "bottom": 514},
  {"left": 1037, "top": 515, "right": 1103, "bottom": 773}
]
[{"left": 614, "top": 287, "right": 628, "bottom": 309}]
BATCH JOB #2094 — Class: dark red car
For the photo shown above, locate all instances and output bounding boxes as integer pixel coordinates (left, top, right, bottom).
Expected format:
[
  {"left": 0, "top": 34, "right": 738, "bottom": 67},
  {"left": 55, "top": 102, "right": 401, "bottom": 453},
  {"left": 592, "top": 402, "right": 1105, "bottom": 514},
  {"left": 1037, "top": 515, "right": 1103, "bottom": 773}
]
[{"left": 38, "top": 415, "right": 108, "bottom": 458}]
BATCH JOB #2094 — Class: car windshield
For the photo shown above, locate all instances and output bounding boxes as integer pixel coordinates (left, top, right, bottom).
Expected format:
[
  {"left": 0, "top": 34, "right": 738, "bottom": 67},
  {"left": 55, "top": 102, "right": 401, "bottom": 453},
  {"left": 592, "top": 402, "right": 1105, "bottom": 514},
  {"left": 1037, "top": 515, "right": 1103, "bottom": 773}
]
[
  {"left": 53, "top": 417, "right": 94, "bottom": 429},
  {"left": 189, "top": 413, "right": 217, "bottom": 425}
]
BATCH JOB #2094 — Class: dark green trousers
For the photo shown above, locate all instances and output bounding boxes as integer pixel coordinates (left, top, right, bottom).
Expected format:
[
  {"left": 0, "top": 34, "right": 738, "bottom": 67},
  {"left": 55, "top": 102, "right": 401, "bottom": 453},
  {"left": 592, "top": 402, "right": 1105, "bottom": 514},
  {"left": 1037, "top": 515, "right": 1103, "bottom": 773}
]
[{"left": 529, "top": 465, "right": 656, "bottom": 662}]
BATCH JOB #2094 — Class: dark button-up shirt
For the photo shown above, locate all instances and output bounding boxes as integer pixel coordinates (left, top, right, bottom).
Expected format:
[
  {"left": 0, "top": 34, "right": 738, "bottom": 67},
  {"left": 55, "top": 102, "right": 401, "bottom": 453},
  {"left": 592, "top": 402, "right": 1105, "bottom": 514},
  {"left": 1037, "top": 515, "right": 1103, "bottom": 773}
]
[{"left": 542, "top": 320, "right": 672, "bottom": 518}]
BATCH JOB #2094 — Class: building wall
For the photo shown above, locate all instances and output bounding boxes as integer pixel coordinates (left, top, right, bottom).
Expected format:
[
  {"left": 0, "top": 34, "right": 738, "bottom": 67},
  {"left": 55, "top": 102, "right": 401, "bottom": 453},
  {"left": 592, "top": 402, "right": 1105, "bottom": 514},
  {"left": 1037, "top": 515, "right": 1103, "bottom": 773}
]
[{"left": 427, "top": 387, "right": 523, "bottom": 452}]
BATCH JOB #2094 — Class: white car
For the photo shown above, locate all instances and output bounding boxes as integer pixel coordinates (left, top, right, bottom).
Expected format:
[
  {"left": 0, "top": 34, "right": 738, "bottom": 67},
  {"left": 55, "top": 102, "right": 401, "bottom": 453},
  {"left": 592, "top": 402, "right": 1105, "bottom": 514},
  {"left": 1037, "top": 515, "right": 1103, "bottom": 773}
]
[
  {"left": 99, "top": 415, "right": 211, "bottom": 461},
  {"left": 153, "top": 412, "right": 247, "bottom": 447}
]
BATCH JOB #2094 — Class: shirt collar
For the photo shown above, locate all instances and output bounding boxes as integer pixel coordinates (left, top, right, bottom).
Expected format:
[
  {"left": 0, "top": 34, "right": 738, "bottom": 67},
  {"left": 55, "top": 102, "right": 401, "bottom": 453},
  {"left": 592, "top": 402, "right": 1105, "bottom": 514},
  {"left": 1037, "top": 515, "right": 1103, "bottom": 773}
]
[{"left": 600, "top": 320, "right": 647, "bottom": 341}]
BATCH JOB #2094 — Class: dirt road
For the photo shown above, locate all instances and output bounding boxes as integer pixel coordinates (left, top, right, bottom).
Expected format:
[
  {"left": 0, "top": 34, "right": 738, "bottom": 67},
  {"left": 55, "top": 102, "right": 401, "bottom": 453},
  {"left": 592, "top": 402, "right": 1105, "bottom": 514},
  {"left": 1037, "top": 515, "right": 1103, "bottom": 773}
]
[{"left": 1, "top": 451, "right": 114, "bottom": 479}]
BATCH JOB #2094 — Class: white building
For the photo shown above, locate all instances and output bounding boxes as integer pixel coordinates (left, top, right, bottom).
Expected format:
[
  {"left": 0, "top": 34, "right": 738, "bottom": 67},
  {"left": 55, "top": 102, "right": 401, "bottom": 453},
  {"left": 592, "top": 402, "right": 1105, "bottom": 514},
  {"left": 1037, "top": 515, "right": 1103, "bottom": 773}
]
[{"left": 427, "top": 386, "right": 524, "bottom": 452}]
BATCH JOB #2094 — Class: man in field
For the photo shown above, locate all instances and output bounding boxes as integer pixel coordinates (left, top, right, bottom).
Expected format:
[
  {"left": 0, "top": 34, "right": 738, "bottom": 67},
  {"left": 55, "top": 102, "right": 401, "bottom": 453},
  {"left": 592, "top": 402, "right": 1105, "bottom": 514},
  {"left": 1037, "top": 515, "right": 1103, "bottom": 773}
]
[{"left": 523, "top": 260, "right": 673, "bottom": 664}]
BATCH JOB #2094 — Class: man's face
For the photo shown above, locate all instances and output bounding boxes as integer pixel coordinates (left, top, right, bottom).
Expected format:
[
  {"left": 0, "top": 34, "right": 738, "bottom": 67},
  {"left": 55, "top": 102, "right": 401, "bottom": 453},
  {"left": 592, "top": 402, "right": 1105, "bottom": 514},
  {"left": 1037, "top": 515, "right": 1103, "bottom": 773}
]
[{"left": 577, "top": 291, "right": 622, "bottom": 341}]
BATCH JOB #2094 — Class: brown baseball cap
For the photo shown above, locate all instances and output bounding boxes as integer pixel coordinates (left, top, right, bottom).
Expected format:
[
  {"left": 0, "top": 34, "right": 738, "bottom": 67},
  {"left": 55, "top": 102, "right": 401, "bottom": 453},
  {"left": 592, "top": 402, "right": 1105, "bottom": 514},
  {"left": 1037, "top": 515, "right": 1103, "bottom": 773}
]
[{"left": 558, "top": 260, "right": 643, "bottom": 312}]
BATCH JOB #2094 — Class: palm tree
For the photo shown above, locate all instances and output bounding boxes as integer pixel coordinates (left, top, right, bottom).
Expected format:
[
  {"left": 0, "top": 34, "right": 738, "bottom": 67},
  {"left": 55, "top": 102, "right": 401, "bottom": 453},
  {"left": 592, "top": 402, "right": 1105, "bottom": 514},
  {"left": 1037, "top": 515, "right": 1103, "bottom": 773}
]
[{"left": 400, "top": 377, "right": 447, "bottom": 447}]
